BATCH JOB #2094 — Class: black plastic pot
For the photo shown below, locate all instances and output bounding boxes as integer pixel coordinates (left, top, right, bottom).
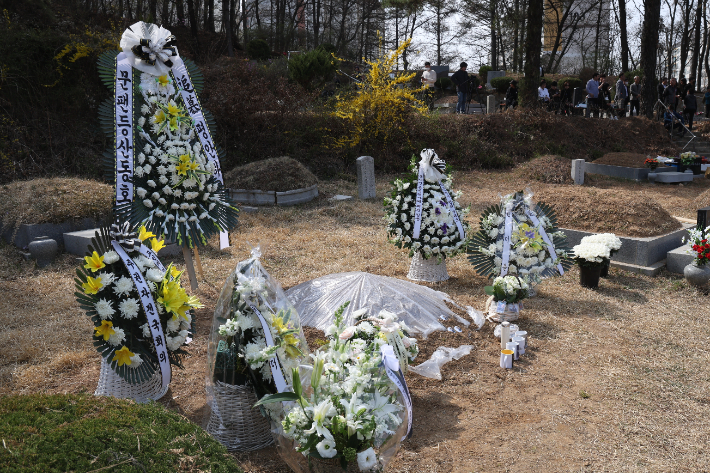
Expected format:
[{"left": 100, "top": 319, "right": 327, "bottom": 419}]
[{"left": 579, "top": 265, "right": 603, "bottom": 289}]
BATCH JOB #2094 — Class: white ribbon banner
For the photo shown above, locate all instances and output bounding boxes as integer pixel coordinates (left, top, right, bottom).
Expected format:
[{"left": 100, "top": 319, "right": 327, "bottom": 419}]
[
  {"left": 524, "top": 208, "right": 564, "bottom": 275},
  {"left": 437, "top": 181, "right": 465, "bottom": 239},
  {"left": 247, "top": 302, "right": 288, "bottom": 393},
  {"left": 111, "top": 241, "right": 171, "bottom": 391},
  {"left": 381, "top": 344, "right": 413, "bottom": 441},
  {"left": 170, "top": 56, "right": 229, "bottom": 249},
  {"left": 115, "top": 52, "right": 134, "bottom": 206},
  {"left": 499, "top": 203, "right": 514, "bottom": 277},
  {"left": 412, "top": 167, "right": 425, "bottom": 239}
]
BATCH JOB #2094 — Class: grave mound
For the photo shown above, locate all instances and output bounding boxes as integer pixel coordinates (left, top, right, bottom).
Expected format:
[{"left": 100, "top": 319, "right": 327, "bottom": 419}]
[
  {"left": 593, "top": 152, "right": 649, "bottom": 168},
  {"left": 224, "top": 156, "right": 318, "bottom": 192},
  {"left": 535, "top": 187, "right": 681, "bottom": 237},
  {"left": 694, "top": 188, "right": 710, "bottom": 209},
  {"left": 0, "top": 178, "right": 113, "bottom": 232},
  {"left": 515, "top": 155, "right": 572, "bottom": 184}
]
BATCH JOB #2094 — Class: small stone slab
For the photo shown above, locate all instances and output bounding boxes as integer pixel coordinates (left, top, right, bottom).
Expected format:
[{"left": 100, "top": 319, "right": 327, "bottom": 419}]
[
  {"left": 276, "top": 185, "right": 319, "bottom": 206},
  {"left": 329, "top": 195, "right": 353, "bottom": 202},
  {"left": 241, "top": 205, "right": 259, "bottom": 213},
  {"left": 610, "top": 259, "right": 667, "bottom": 277},
  {"left": 486, "top": 95, "right": 497, "bottom": 113},
  {"left": 667, "top": 244, "right": 694, "bottom": 274},
  {"left": 229, "top": 189, "right": 276, "bottom": 205},
  {"left": 2, "top": 218, "right": 100, "bottom": 249},
  {"left": 584, "top": 162, "right": 674, "bottom": 182},
  {"left": 356, "top": 156, "right": 376, "bottom": 200},
  {"left": 655, "top": 172, "right": 694, "bottom": 183},
  {"left": 571, "top": 159, "right": 585, "bottom": 185}
]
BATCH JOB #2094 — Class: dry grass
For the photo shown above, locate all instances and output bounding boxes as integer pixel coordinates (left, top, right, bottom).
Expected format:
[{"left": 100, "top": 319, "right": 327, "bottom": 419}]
[
  {"left": 0, "top": 177, "right": 113, "bottom": 236},
  {"left": 594, "top": 152, "right": 652, "bottom": 167},
  {"left": 224, "top": 156, "right": 319, "bottom": 192},
  {"left": 514, "top": 155, "right": 573, "bottom": 184},
  {"left": 2, "top": 170, "right": 710, "bottom": 472}
]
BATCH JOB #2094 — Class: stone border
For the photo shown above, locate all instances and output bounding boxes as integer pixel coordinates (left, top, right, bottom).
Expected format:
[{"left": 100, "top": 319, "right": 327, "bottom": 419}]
[
  {"left": 562, "top": 223, "right": 693, "bottom": 269},
  {"left": 1, "top": 218, "right": 101, "bottom": 249},
  {"left": 229, "top": 185, "right": 318, "bottom": 207},
  {"left": 584, "top": 162, "right": 675, "bottom": 181}
]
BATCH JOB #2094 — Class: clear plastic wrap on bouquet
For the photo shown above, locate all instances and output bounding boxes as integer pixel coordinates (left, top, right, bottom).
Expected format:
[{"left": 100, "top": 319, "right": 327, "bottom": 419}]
[
  {"left": 263, "top": 305, "right": 412, "bottom": 473},
  {"left": 204, "top": 246, "right": 310, "bottom": 451}
]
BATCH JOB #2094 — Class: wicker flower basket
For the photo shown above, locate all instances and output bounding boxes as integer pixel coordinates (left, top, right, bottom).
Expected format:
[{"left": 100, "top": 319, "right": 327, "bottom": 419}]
[
  {"left": 206, "top": 381, "right": 274, "bottom": 452},
  {"left": 485, "top": 295, "right": 521, "bottom": 323},
  {"left": 94, "top": 356, "right": 168, "bottom": 403},
  {"left": 407, "top": 252, "right": 449, "bottom": 282}
]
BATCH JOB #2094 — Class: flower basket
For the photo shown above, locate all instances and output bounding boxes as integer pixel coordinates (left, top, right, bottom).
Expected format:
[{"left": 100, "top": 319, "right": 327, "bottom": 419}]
[
  {"left": 407, "top": 252, "right": 449, "bottom": 282},
  {"left": 307, "top": 457, "right": 364, "bottom": 473},
  {"left": 485, "top": 295, "right": 521, "bottom": 323},
  {"left": 205, "top": 381, "right": 274, "bottom": 452},
  {"left": 95, "top": 356, "right": 168, "bottom": 403}
]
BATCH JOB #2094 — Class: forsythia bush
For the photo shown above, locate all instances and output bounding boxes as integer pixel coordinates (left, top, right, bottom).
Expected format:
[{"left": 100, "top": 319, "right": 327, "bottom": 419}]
[{"left": 332, "top": 38, "right": 426, "bottom": 150}]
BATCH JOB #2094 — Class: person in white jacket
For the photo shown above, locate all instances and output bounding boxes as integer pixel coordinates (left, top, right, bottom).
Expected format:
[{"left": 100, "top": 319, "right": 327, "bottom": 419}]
[
  {"left": 538, "top": 80, "right": 550, "bottom": 104},
  {"left": 421, "top": 61, "right": 437, "bottom": 110}
]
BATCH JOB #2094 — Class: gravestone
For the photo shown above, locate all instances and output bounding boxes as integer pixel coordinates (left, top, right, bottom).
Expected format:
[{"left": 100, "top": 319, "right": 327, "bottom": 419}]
[
  {"left": 486, "top": 95, "right": 497, "bottom": 114},
  {"left": 486, "top": 71, "right": 506, "bottom": 88},
  {"left": 356, "top": 156, "right": 376, "bottom": 199},
  {"left": 698, "top": 206, "right": 710, "bottom": 229},
  {"left": 572, "top": 87, "right": 585, "bottom": 106},
  {"left": 571, "top": 159, "right": 585, "bottom": 185}
]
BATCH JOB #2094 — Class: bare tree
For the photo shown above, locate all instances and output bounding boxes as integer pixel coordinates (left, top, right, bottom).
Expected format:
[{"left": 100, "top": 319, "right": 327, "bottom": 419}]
[{"left": 641, "top": 0, "right": 662, "bottom": 117}]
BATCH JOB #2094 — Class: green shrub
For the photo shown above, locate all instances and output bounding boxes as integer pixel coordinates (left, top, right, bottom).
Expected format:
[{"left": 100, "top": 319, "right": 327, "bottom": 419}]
[
  {"left": 626, "top": 68, "right": 643, "bottom": 80},
  {"left": 490, "top": 76, "right": 514, "bottom": 93},
  {"left": 0, "top": 394, "right": 242, "bottom": 472},
  {"left": 317, "top": 43, "right": 337, "bottom": 54},
  {"left": 436, "top": 76, "right": 452, "bottom": 90},
  {"left": 288, "top": 48, "right": 338, "bottom": 89},
  {"left": 479, "top": 65, "right": 492, "bottom": 84},
  {"left": 560, "top": 77, "right": 582, "bottom": 89},
  {"left": 246, "top": 38, "right": 271, "bottom": 60}
]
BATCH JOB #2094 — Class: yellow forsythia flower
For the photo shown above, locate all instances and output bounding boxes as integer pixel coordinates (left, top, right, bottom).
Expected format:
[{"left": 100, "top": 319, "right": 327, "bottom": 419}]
[
  {"left": 83, "top": 251, "right": 106, "bottom": 272},
  {"left": 112, "top": 346, "right": 134, "bottom": 366}
]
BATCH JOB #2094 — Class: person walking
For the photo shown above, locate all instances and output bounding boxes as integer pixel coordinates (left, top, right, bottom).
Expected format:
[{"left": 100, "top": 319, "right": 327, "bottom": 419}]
[
  {"left": 616, "top": 73, "right": 629, "bottom": 117},
  {"left": 450, "top": 62, "right": 470, "bottom": 114},
  {"left": 504, "top": 80, "right": 518, "bottom": 110},
  {"left": 629, "top": 76, "right": 641, "bottom": 116},
  {"left": 586, "top": 72, "right": 600, "bottom": 117}
]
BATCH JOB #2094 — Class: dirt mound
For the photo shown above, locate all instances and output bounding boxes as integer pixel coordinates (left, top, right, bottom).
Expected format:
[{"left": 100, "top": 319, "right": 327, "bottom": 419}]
[
  {"left": 515, "top": 155, "right": 572, "bottom": 184},
  {"left": 0, "top": 178, "right": 113, "bottom": 231},
  {"left": 224, "top": 156, "right": 318, "bottom": 192},
  {"left": 535, "top": 186, "right": 682, "bottom": 237},
  {"left": 593, "top": 152, "right": 650, "bottom": 167},
  {"left": 694, "top": 188, "right": 710, "bottom": 209}
]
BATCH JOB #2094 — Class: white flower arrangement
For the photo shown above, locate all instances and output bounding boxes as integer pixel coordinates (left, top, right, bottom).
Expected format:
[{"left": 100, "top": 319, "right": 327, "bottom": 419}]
[
  {"left": 384, "top": 153, "right": 469, "bottom": 261},
  {"left": 572, "top": 240, "right": 611, "bottom": 267},
  {"left": 580, "top": 233, "right": 622, "bottom": 255},
  {"left": 75, "top": 225, "right": 202, "bottom": 384},
  {"left": 485, "top": 275, "right": 529, "bottom": 303},
  {"left": 256, "top": 303, "right": 407, "bottom": 472},
  {"left": 468, "top": 191, "right": 571, "bottom": 283}
]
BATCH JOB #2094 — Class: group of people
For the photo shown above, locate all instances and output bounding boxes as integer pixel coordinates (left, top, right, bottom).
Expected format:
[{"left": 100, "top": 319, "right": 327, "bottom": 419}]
[{"left": 583, "top": 72, "right": 642, "bottom": 119}]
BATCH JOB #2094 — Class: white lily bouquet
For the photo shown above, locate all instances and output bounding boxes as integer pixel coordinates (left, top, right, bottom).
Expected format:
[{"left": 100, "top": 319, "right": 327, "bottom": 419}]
[
  {"left": 98, "top": 21, "right": 239, "bottom": 248},
  {"left": 384, "top": 149, "right": 469, "bottom": 262},
  {"left": 74, "top": 224, "right": 201, "bottom": 391},
  {"left": 257, "top": 303, "right": 411, "bottom": 473},
  {"left": 331, "top": 308, "right": 419, "bottom": 373},
  {"left": 468, "top": 190, "right": 571, "bottom": 285}
]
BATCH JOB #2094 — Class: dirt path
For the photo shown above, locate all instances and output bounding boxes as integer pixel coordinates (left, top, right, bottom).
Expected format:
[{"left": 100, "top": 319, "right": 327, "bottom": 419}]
[{"left": 2, "top": 171, "right": 709, "bottom": 472}]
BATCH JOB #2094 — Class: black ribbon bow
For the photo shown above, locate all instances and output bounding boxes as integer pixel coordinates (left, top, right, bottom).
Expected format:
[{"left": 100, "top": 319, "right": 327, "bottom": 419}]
[
  {"left": 425, "top": 150, "right": 446, "bottom": 174},
  {"left": 131, "top": 35, "right": 178, "bottom": 68},
  {"left": 110, "top": 222, "right": 141, "bottom": 251}
]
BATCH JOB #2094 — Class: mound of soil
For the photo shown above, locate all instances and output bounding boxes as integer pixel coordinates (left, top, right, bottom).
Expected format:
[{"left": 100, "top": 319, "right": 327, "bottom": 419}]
[
  {"left": 593, "top": 152, "right": 650, "bottom": 167},
  {"left": 535, "top": 186, "right": 682, "bottom": 237},
  {"left": 515, "top": 155, "right": 572, "bottom": 184},
  {"left": 0, "top": 178, "right": 113, "bottom": 230},
  {"left": 224, "top": 156, "right": 318, "bottom": 192},
  {"left": 694, "top": 188, "right": 710, "bottom": 209}
]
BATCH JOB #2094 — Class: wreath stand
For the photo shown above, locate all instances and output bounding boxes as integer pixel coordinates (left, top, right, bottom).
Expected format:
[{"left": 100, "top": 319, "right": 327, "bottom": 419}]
[
  {"left": 182, "top": 246, "right": 205, "bottom": 290},
  {"left": 407, "top": 252, "right": 449, "bottom": 282}
]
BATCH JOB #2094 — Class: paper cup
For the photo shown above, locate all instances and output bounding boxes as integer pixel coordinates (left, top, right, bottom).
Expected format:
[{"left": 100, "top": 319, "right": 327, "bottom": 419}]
[
  {"left": 514, "top": 330, "right": 528, "bottom": 342},
  {"left": 506, "top": 341, "right": 519, "bottom": 360},
  {"left": 500, "top": 349, "right": 514, "bottom": 369},
  {"left": 512, "top": 336, "right": 525, "bottom": 355}
]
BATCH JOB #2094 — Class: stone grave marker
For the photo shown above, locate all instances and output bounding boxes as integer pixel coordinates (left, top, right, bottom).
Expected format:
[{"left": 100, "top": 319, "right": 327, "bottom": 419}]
[
  {"left": 486, "top": 95, "right": 497, "bottom": 113},
  {"left": 697, "top": 206, "right": 710, "bottom": 230},
  {"left": 571, "top": 159, "right": 585, "bottom": 185},
  {"left": 486, "top": 71, "right": 506, "bottom": 88},
  {"left": 356, "top": 156, "right": 376, "bottom": 199}
]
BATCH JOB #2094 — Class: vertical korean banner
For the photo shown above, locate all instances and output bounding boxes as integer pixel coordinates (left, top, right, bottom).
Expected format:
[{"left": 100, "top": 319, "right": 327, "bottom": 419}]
[{"left": 115, "top": 53, "right": 134, "bottom": 206}]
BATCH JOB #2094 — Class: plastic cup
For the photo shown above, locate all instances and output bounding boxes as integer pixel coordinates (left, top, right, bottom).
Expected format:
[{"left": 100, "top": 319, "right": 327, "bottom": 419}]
[
  {"left": 513, "top": 336, "right": 525, "bottom": 355},
  {"left": 506, "top": 341, "right": 519, "bottom": 360},
  {"left": 500, "top": 349, "right": 514, "bottom": 369}
]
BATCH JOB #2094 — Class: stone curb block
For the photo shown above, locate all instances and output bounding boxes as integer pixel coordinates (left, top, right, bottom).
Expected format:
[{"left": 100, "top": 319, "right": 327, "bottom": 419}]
[
  {"left": 584, "top": 162, "right": 674, "bottom": 181},
  {"left": 229, "top": 185, "right": 319, "bottom": 206},
  {"left": 1, "top": 218, "right": 101, "bottom": 249}
]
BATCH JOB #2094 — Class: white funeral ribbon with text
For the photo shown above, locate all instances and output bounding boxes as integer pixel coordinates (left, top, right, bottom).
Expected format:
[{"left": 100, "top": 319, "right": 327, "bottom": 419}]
[
  {"left": 381, "top": 344, "right": 413, "bottom": 441},
  {"left": 247, "top": 302, "right": 289, "bottom": 393},
  {"left": 524, "top": 208, "right": 564, "bottom": 275},
  {"left": 115, "top": 52, "right": 134, "bottom": 207},
  {"left": 499, "top": 203, "right": 514, "bottom": 277}
]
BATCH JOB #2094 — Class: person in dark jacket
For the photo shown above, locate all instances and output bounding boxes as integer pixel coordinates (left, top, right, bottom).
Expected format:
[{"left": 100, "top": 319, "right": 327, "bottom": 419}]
[
  {"left": 504, "top": 80, "right": 518, "bottom": 109},
  {"left": 683, "top": 89, "right": 697, "bottom": 130},
  {"left": 559, "top": 80, "right": 574, "bottom": 115},
  {"left": 664, "top": 105, "right": 685, "bottom": 136},
  {"left": 450, "top": 62, "right": 470, "bottom": 114},
  {"left": 663, "top": 78, "right": 679, "bottom": 111}
]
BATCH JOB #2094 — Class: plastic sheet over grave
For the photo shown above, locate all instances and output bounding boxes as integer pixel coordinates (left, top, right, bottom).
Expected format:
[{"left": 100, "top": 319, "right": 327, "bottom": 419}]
[{"left": 285, "top": 271, "right": 470, "bottom": 338}]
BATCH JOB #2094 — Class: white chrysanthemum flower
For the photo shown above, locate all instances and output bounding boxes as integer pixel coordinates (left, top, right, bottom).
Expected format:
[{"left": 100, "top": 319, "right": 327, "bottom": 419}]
[
  {"left": 166, "top": 335, "right": 183, "bottom": 351},
  {"left": 159, "top": 176, "right": 168, "bottom": 185},
  {"left": 107, "top": 327, "right": 126, "bottom": 346},
  {"left": 143, "top": 164, "right": 152, "bottom": 174},
  {"left": 113, "top": 276, "right": 134, "bottom": 296},
  {"left": 128, "top": 353, "right": 143, "bottom": 368},
  {"left": 147, "top": 180, "right": 156, "bottom": 188},
  {"left": 136, "top": 187, "right": 147, "bottom": 199},
  {"left": 146, "top": 268, "right": 164, "bottom": 283},
  {"left": 143, "top": 199, "right": 153, "bottom": 208},
  {"left": 173, "top": 188, "right": 182, "bottom": 197},
  {"left": 158, "top": 197, "right": 167, "bottom": 205},
  {"left": 95, "top": 299, "right": 114, "bottom": 320},
  {"left": 102, "top": 251, "right": 120, "bottom": 265},
  {"left": 96, "top": 272, "right": 115, "bottom": 287},
  {"left": 119, "top": 297, "right": 140, "bottom": 319},
  {"left": 167, "top": 316, "right": 180, "bottom": 332},
  {"left": 134, "top": 166, "right": 144, "bottom": 178}
]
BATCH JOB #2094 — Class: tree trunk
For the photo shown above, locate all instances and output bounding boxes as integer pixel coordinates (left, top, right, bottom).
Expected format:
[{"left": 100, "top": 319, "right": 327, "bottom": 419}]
[
  {"left": 148, "top": 0, "right": 157, "bottom": 21},
  {"left": 680, "top": 0, "right": 693, "bottom": 77},
  {"left": 186, "top": 0, "right": 200, "bottom": 54},
  {"left": 313, "top": 0, "right": 321, "bottom": 47},
  {"left": 522, "top": 0, "right": 543, "bottom": 106},
  {"left": 691, "top": 0, "right": 702, "bottom": 79},
  {"left": 223, "top": 0, "right": 233, "bottom": 56},
  {"left": 161, "top": 0, "right": 169, "bottom": 25},
  {"left": 513, "top": 0, "right": 519, "bottom": 72},
  {"left": 241, "top": 0, "right": 248, "bottom": 44},
  {"left": 176, "top": 0, "right": 185, "bottom": 25},
  {"left": 618, "top": 0, "right": 629, "bottom": 72},
  {"left": 641, "top": 0, "right": 662, "bottom": 117},
  {"left": 490, "top": 0, "right": 497, "bottom": 69}
]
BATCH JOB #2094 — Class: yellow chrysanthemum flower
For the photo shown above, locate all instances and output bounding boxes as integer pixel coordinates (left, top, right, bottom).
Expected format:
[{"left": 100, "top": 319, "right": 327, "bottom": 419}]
[
  {"left": 138, "top": 226, "right": 156, "bottom": 242},
  {"left": 112, "top": 346, "right": 134, "bottom": 366},
  {"left": 151, "top": 238, "right": 166, "bottom": 253},
  {"left": 83, "top": 251, "right": 105, "bottom": 272},
  {"left": 82, "top": 276, "right": 103, "bottom": 294},
  {"left": 94, "top": 320, "right": 115, "bottom": 341}
]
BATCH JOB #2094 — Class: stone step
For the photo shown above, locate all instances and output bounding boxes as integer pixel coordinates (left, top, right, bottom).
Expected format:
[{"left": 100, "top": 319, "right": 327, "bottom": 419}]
[
  {"left": 667, "top": 244, "right": 694, "bottom": 274},
  {"left": 63, "top": 229, "right": 180, "bottom": 257}
]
